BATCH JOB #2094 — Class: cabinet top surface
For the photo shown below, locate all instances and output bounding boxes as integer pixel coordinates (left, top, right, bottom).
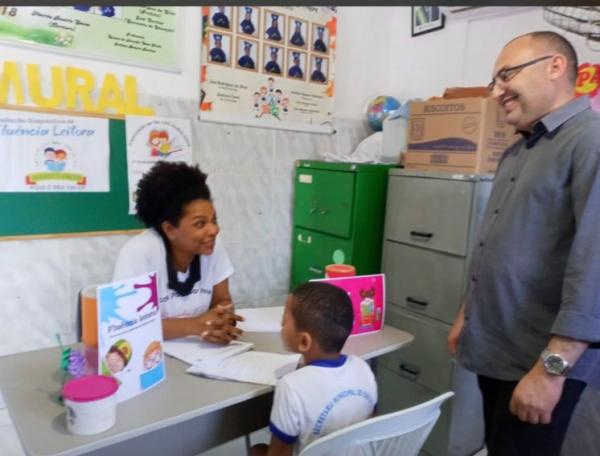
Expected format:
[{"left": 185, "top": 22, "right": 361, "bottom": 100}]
[
  {"left": 389, "top": 168, "right": 495, "bottom": 182},
  {"left": 296, "top": 160, "right": 398, "bottom": 173}
]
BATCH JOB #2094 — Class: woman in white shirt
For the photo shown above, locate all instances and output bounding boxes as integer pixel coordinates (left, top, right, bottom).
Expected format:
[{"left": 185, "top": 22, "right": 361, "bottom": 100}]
[{"left": 113, "top": 161, "right": 243, "bottom": 343}]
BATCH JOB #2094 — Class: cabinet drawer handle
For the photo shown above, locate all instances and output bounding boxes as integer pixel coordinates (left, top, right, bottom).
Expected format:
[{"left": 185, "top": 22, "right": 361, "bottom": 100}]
[
  {"left": 410, "top": 230, "right": 434, "bottom": 239},
  {"left": 399, "top": 362, "right": 421, "bottom": 380},
  {"left": 297, "top": 234, "right": 312, "bottom": 244},
  {"left": 308, "top": 266, "right": 324, "bottom": 275},
  {"left": 406, "top": 297, "right": 428, "bottom": 307}
]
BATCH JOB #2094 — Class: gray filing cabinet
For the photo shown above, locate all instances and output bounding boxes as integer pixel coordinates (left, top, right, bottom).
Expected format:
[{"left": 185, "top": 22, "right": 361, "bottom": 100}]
[{"left": 379, "top": 169, "right": 493, "bottom": 456}]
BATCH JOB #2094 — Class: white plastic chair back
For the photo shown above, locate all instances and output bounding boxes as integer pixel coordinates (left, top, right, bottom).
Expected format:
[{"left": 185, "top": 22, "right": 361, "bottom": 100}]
[{"left": 298, "top": 391, "right": 454, "bottom": 456}]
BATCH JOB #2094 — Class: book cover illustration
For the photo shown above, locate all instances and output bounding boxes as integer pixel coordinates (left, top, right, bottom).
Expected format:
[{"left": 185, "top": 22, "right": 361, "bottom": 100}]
[
  {"left": 314, "top": 274, "right": 385, "bottom": 335},
  {"left": 97, "top": 271, "right": 166, "bottom": 402}
]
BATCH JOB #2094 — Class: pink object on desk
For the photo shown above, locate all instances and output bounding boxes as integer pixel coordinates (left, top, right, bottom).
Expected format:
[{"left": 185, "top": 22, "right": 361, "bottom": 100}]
[
  {"left": 63, "top": 375, "right": 118, "bottom": 402},
  {"left": 62, "top": 375, "right": 118, "bottom": 435},
  {"left": 314, "top": 273, "right": 385, "bottom": 335}
]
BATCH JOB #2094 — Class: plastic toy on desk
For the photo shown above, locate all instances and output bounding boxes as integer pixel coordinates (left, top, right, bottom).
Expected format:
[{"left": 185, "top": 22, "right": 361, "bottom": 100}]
[
  {"left": 62, "top": 347, "right": 86, "bottom": 378},
  {"left": 57, "top": 334, "right": 87, "bottom": 404}
]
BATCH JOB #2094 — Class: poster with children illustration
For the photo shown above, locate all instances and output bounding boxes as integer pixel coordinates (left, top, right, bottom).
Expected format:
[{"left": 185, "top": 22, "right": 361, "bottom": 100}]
[
  {"left": 125, "top": 115, "right": 193, "bottom": 214},
  {"left": 200, "top": 6, "right": 336, "bottom": 133},
  {"left": 252, "top": 76, "right": 290, "bottom": 120},
  {"left": 314, "top": 274, "right": 385, "bottom": 336},
  {"left": 97, "top": 271, "right": 166, "bottom": 403},
  {"left": 0, "top": 109, "right": 109, "bottom": 192}
]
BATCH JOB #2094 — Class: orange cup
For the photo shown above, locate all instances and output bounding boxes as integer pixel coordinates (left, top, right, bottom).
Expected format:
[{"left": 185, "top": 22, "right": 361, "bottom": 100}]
[
  {"left": 81, "top": 286, "right": 98, "bottom": 348},
  {"left": 325, "top": 264, "right": 356, "bottom": 278}
]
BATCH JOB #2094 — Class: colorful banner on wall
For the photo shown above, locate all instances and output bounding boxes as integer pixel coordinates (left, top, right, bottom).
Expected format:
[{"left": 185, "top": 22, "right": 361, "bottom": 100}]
[
  {"left": 97, "top": 271, "right": 166, "bottom": 403},
  {"left": 199, "top": 6, "right": 336, "bottom": 133},
  {"left": 0, "top": 109, "right": 109, "bottom": 192},
  {"left": 0, "top": 6, "right": 180, "bottom": 71},
  {"left": 0, "top": 60, "right": 155, "bottom": 116},
  {"left": 125, "top": 115, "right": 193, "bottom": 214}
]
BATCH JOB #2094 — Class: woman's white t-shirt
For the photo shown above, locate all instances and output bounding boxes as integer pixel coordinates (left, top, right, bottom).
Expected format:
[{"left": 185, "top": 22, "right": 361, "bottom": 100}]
[{"left": 112, "top": 229, "right": 234, "bottom": 318}]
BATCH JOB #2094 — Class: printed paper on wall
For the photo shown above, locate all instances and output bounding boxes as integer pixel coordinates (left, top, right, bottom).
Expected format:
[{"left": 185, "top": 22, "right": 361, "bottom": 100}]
[
  {"left": 125, "top": 115, "right": 193, "bottom": 214},
  {"left": 200, "top": 6, "right": 337, "bottom": 133},
  {"left": 0, "top": 109, "right": 109, "bottom": 192},
  {"left": 0, "top": 6, "right": 180, "bottom": 70}
]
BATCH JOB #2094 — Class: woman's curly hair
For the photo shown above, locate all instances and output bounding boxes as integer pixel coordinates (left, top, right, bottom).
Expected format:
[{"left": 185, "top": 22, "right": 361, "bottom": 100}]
[{"left": 135, "top": 161, "right": 211, "bottom": 231}]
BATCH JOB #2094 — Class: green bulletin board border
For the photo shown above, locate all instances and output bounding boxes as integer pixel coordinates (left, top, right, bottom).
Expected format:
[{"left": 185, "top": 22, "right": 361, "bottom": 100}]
[{"left": 0, "top": 104, "right": 144, "bottom": 239}]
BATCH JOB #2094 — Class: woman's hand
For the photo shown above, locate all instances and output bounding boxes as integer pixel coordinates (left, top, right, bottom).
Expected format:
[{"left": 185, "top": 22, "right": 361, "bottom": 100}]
[{"left": 197, "top": 303, "right": 244, "bottom": 344}]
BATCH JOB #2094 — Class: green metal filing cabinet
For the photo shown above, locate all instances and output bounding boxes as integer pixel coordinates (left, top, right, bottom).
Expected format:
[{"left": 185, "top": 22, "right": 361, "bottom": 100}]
[{"left": 290, "top": 160, "right": 396, "bottom": 289}]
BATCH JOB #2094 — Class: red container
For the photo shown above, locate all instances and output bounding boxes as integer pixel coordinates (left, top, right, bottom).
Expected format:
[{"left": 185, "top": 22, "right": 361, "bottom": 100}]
[{"left": 325, "top": 264, "right": 356, "bottom": 278}]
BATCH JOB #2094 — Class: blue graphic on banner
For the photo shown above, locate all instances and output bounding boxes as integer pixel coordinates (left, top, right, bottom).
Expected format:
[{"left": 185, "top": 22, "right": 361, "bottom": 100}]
[{"left": 140, "top": 361, "right": 165, "bottom": 389}]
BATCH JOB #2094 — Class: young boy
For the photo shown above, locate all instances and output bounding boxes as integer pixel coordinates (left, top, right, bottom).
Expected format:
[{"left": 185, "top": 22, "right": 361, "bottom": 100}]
[{"left": 251, "top": 282, "right": 378, "bottom": 456}]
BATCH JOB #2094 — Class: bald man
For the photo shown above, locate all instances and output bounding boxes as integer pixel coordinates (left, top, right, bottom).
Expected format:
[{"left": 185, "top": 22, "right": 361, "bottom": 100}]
[{"left": 448, "top": 31, "right": 600, "bottom": 455}]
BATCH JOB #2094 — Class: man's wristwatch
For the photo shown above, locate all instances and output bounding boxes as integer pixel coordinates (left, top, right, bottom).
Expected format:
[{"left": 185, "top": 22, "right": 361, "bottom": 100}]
[{"left": 540, "top": 348, "right": 570, "bottom": 376}]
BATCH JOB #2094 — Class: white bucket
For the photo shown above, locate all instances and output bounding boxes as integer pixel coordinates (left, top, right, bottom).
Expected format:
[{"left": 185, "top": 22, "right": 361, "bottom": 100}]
[{"left": 63, "top": 375, "right": 118, "bottom": 435}]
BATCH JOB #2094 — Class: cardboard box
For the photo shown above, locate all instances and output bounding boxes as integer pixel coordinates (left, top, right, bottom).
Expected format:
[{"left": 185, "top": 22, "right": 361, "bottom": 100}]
[{"left": 405, "top": 92, "right": 519, "bottom": 174}]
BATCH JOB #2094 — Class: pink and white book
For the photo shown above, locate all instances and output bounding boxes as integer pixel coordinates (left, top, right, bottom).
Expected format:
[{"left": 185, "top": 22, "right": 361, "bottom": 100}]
[{"left": 313, "top": 274, "right": 385, "bottom": 336}]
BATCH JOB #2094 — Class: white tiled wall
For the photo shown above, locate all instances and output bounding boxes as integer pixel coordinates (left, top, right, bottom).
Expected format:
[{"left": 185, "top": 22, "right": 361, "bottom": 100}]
[
  {"left": 0, "top": 94, "right": 374, "bottom": 452},
  {"left": 0, "top": 94, "right": 371, "bottom": 359}
]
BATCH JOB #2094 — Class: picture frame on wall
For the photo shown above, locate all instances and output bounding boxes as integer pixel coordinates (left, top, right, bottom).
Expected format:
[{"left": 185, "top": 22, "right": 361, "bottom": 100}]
[{"left": 411, "top": 6, "right": 444, "bottom": 37}]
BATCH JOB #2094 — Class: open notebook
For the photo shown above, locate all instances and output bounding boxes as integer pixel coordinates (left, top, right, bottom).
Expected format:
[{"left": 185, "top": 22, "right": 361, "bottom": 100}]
[
  {"left": 164, "top": 336, "right": 300, "bottom": 385},
  {"left": 163, "top": 337, "right": 254, "bottom": 366},
  {"left": 187, "top": 351, "right": 301, "bottom": 386}
]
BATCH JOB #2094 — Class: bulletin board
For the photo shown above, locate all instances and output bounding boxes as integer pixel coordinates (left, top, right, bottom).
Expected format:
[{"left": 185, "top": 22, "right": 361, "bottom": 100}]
[
  {"left": 199, "top": 6, "right": 337, "bottom": 133},
  {"left": 0, "top": 106, "right": 143, "bottom": 239}
]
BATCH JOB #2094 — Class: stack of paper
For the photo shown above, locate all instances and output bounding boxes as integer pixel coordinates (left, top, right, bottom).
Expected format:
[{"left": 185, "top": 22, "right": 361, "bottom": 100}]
[
  {"left": 187, "top": 351, "right": 301, "bottom": 386},
  {"left": 236, "top": 306, "right": 284, "bottom": 332},
  {"left": 163, "top": 337, "right": 254, "bottom": 366}
]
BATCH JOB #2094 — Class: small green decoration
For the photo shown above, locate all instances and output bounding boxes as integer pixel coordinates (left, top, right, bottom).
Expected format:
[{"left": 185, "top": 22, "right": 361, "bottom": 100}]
[{"left": 332, "top": 249, "right": 345, "bottom": 264}]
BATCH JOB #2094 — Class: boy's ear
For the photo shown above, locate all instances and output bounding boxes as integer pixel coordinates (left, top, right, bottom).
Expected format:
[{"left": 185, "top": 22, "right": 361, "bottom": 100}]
[{"left": 298, "top": 331, "right": 312, "bottom": 353}]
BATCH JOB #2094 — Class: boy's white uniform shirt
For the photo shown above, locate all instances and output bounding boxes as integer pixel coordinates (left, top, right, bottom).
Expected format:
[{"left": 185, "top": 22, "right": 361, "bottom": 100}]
[
  {"left": 113, "top": 229, "right": 234, "bottom": 318},
  {"left": 269, "top": 354, "right": 377, "bottom": 455}
]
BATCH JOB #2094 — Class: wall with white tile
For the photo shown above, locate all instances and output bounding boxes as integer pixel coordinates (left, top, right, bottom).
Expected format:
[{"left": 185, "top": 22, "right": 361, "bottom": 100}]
[
  {"left": 381, "top": 7, "right": 600, "bottom": 103},
  {"left": 2, "top": 7, "right": 599, "bottom": 454},
  {"left": 0, "top": 96, "right": 374, "bottom": 358},
  {"left": 0, "top": 7, "right": 390, "bottom": 119},
  {"left": 0, "top": 7, "right": 379, "bottom": 358},
  {"left": 4, "top": 6, "right": 598, "bottom": 356}
]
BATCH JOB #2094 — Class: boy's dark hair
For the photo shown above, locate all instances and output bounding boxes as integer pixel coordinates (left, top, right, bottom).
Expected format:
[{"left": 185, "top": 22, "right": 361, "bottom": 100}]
[
  {"left": 291, "top": 282, "right": 354, "bottom": 353},
  {"left": 135, "top": 161, "right": 211, "bottom": 232}
]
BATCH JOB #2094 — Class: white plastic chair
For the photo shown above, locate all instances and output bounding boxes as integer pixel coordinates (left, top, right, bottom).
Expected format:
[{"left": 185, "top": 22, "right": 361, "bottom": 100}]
[{"left": 298, "top": 391, "right": 454, "bottom": 456}]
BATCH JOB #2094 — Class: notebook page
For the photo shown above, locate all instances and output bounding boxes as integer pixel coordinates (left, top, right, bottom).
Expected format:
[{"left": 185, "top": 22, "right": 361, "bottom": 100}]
[
  {"left": 187, "top": 351, "right": 301, "bottom": 385},
  {"left": 164, "top": 337, "right": 254, "bottom": 366}
]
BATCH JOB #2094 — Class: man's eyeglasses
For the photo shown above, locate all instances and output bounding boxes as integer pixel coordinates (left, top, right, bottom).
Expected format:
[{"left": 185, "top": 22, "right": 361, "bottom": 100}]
[{"left": 487, "top": 55, "right": 553, "bottom": 92}]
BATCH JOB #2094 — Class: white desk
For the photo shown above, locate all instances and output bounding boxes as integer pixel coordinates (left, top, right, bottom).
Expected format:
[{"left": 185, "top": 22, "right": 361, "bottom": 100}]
[{"left": 0, "top": 326, "right": 413, "bottom": 456}]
